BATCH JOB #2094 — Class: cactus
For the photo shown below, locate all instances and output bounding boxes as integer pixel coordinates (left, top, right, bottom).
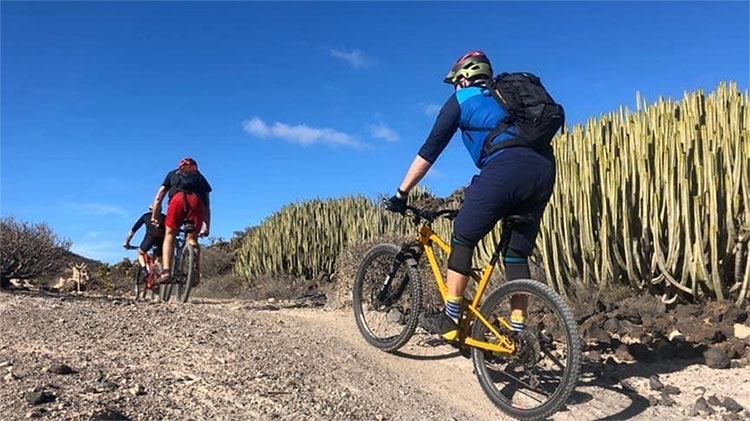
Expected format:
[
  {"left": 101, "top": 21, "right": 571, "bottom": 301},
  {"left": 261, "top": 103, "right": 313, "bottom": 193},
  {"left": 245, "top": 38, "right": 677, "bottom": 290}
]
[{"left": 529, "top": 81, "right": 749, "bottom": 303}]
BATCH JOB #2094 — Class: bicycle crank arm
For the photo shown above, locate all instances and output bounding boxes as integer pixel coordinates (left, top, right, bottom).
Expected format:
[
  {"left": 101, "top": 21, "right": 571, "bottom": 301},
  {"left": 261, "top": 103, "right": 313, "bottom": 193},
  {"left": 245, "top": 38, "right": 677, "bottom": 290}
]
[{"left": 464, "top": 337, "right": 515, "bottom": 354}]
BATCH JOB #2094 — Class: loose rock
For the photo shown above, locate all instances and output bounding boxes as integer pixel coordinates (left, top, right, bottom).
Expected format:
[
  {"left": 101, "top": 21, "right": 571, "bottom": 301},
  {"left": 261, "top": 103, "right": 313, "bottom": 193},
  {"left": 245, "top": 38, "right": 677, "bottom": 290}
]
[
  {"left": 24, "top": 390, "right": 56, "bottom": 406},
  {"left": 648, "top": 375, "right": 663, "bottom": 391},
  {"left": 48, "top": 363, "right": 76, "bottom": 375},
  {"left": 704, "top": 347, "right": 731, "bottom": 369},
  {"left": 722, "top": 397, "right": 744, "bottom": 413}
]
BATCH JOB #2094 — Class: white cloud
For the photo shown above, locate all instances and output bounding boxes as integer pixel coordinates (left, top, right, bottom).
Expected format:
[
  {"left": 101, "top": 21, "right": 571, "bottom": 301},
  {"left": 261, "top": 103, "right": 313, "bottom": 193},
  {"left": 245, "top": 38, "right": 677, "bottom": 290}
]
[
  {"left": 73, "top": 203, "right": 129, "bottom": 219},
  {"left": 242, "top": 117, "right": 363, "bottom": 148},
  {"left": 329, "top": 48, "right": 371, "bottom": 69},
  {"left": 420, "top": 102, "right": 442, "bottom": 117},
  {"left": 425, "top": 168, "right": 445, "bottom": 180},
  {"left": 369, "top": 123, "right": 399, "bottom": 142}
]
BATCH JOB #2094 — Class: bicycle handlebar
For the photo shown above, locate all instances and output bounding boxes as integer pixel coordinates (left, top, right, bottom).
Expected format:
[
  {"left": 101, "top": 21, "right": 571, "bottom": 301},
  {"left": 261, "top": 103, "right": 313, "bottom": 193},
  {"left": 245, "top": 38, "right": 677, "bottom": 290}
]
[
  {"left": 402, "top": 204, "right": 458, "bottom": 224},
  {"left": 123, "top": 244, "right": 139, "bottom": 250}
]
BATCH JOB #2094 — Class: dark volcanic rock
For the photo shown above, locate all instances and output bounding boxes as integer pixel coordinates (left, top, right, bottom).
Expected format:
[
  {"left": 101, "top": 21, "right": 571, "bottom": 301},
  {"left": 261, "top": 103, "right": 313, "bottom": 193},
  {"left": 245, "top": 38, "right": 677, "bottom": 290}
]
[{"left": 704, "top": 347, "right": 731, "bottom": 369}]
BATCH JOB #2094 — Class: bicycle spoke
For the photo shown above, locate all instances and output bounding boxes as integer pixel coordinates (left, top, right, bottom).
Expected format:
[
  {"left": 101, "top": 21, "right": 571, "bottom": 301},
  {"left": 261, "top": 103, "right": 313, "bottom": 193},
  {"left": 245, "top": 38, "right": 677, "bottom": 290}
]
[
  {"left": 472, "top": 280, "right": 582, "bottom": 419},
  {"left": 353, "top": 244, "right": 422, "bottom": 352}
]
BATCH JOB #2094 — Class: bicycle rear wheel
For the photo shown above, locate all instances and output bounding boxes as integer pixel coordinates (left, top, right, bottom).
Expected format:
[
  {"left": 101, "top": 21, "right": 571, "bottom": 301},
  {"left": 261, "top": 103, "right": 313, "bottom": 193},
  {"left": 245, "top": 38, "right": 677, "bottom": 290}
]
[
  {"left": 471, "top": 279, "right": 582, "bottom": 420},
  {"left": 352, "top": 243, "right": 422, "bottom": 352},
  {"left": 173, "top": 244, "right": 195, "bottom": 304}
]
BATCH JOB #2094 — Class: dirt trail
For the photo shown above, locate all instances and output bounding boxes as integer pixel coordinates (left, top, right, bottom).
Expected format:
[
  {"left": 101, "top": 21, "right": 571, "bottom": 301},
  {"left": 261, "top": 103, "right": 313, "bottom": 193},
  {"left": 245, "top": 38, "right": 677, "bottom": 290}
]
[{"left": 1, "top": 291, "right": 749, "bottom": 420}]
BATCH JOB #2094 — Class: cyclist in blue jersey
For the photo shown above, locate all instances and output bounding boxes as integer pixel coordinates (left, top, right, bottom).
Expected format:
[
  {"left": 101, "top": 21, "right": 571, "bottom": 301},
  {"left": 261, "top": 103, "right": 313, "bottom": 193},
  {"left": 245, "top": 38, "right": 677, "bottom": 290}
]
[{"left": 385, "top": 51, "right": 557, "bottom": 342}]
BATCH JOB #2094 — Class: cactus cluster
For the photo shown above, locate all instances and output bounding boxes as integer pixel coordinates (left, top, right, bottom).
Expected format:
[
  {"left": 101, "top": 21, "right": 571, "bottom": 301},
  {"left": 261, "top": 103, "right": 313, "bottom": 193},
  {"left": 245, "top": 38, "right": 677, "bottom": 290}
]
[
  {"left": 533, "top": 81, "right": 749, "bottom": 303},
  {"left": 234, "top": 191, "right": 453, "bottom": 282}
]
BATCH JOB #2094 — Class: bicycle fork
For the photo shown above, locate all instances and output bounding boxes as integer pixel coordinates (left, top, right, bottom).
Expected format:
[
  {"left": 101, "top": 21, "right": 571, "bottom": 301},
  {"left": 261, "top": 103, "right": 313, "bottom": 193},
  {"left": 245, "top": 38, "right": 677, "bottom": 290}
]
[{"left": 376, "top": 245, "right": 419, "bottom": 305}]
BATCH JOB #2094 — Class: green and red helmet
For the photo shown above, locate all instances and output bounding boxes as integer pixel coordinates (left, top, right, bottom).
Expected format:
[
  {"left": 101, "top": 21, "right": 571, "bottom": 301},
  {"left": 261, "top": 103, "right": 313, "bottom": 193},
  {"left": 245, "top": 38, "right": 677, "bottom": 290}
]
[
  {"left": 443, "top": 51, "right": 493, "bottom": 85},
  {"left": 178, "top": 157, "right": 198, "bottom": 173}
]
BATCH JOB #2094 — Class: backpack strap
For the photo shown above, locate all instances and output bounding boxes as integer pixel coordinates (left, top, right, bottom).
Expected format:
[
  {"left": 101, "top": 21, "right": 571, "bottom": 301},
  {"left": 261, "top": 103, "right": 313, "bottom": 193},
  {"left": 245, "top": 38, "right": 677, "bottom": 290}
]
[{"left": 480, "top": 116, "right": 521, "bottom": 161}]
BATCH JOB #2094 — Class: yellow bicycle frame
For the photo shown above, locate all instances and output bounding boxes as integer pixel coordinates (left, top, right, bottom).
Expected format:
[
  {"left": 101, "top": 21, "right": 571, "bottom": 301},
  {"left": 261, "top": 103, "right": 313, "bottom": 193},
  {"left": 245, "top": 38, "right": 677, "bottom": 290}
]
[{"left": 417, "top": 224, "right": 516, "bottom": 355}]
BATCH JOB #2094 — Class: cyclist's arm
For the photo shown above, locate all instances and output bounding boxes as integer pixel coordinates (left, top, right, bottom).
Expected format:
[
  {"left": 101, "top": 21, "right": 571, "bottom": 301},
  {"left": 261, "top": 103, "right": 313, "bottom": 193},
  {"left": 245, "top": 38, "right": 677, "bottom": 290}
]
[
  {"left": 199, "top": 173, "right": 212, "bottom": 229},
  {"left": 398, "top": 156, "right": 433, "bottom": 194},
  {"left": 203, "top": 193, "right": 211, "bottom": 227},
  {"left": 125, "top": 215, "right": 145, "bottom": 245},
  {"left": 151, "top": 186, "right": 168, "bottom": 223},
  {"left": 399, "top": 95, "right": 460, "bottom": 193}
]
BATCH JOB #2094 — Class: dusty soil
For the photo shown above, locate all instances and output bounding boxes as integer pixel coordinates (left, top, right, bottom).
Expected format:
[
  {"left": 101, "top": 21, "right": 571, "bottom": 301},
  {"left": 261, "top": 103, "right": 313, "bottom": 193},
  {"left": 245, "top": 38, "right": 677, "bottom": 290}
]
[{"left": 1, "top": 290, "right": 750, "bottom": 421}]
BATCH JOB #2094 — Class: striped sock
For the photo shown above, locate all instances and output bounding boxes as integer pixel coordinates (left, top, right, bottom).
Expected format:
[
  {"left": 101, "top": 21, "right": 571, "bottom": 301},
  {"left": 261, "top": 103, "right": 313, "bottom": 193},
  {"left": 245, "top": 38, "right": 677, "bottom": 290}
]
[
  {"left": 444, "top": 295, "right": 462, "bottom": 324},
  {"left": 511, "top": 313, "right": 526, "bottom": 332}
]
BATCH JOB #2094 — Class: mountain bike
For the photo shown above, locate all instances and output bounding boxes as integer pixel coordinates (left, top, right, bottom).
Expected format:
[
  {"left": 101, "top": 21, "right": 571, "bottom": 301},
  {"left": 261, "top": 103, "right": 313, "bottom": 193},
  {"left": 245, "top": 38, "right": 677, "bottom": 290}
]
[
  {"left": 124, "top": 244, "right": 162, "bottom": 301},
  {"left": 159, "top": 219, "right": 199, "bottom": 304},
  {"left": 352, "top": 204, "right": 582, "bottom": 420}
]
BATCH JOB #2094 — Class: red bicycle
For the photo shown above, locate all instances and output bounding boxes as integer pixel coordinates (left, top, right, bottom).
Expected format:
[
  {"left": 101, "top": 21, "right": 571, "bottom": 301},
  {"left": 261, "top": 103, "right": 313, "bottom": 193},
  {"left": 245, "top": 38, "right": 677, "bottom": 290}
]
[{"left": 124, "top": 244, "right": 162, "bottom": 301}]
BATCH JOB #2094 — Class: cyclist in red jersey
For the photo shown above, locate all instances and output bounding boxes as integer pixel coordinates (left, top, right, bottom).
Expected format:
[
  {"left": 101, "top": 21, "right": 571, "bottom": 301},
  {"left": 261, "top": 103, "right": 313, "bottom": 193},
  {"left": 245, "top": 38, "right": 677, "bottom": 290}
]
[{"left": 150, "top": 157, "right": 212, "bottom": 285}]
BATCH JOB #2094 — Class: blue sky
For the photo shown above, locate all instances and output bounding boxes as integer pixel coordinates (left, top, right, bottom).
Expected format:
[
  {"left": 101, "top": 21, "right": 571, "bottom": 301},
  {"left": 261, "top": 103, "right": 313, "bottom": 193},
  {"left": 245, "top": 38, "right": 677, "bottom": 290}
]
[{"left": 1, "top": 1, "right": 748, "bottom": 263}]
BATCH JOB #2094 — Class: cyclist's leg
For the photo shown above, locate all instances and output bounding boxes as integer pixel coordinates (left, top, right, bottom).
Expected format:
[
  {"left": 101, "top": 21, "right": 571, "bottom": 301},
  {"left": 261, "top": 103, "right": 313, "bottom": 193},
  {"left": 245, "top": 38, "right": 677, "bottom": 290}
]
[
  {"left": 138, "top": 236, "right": 157, "bottom": 281},
  {"left": 502, "top": 153, "right": 556, "bottom": 330},
  {"left": 183, "top": 193, "right": 206, "bottom": 286},
  {"left": 136, "top": 250, "right": 147, "bottom": 268},
  {"left": 152, "top": 235, "right": 164, "bottom": 268},
  {"left": 139, "top": 236, "right": 157, "bottom": 267},
  {"left": 422, "top": 158, "right": 515, "bottom": 340},
  {"left": 160, "top": 195, "right": 184, "bottom": 282}
]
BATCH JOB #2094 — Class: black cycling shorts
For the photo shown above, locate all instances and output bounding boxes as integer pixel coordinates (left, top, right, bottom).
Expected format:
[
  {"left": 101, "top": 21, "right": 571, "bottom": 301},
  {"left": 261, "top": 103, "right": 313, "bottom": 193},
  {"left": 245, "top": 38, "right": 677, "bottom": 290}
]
[
  {"left": 139, "top": 235, "right": 164, "bottom": 257},
  {"left": 452, "top": 147, "right": 556, "bottom": 256}
]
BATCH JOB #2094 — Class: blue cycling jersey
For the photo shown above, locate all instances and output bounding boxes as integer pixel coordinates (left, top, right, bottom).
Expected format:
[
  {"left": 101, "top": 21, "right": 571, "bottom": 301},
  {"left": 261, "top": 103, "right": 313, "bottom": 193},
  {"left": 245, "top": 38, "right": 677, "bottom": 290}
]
[{"left": 418, "top": 85, "right": 518, "bottom": 168}]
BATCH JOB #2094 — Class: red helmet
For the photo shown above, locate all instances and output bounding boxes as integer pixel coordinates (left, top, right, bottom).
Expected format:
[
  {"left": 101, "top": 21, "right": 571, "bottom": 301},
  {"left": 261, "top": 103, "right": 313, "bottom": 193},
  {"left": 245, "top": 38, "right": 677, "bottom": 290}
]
[
  {"left": 443, "top": 50, "right": 493, "bottom": 85},
  {"left": 178, "top": 157, "right": 198, "bottom": 172}
]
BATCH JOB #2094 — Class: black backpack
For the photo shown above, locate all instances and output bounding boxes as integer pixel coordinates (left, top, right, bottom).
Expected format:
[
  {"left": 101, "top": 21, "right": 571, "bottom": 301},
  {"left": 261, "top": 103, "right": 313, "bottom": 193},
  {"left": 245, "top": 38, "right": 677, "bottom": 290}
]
[
  {"left": 171, "top": 169, "right": 202, "bottom": 194},
  {"left": 482, "top": 72, "right": 565, "bottom": 157}
]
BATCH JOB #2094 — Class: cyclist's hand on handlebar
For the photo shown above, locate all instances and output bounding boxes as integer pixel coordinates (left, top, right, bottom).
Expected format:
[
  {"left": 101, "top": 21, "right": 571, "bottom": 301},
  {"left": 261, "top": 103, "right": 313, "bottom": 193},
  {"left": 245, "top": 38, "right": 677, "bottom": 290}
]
[{"left": 384, "top": 189, "right": 408, "bottom": 214}]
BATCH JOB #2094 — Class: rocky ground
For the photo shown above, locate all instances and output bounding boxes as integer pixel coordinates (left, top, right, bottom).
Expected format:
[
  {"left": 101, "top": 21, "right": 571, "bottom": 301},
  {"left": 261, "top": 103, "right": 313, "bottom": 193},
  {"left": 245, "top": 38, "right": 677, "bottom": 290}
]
[{"left": 1, "top": 288, "right": 750, "bottom": 421}]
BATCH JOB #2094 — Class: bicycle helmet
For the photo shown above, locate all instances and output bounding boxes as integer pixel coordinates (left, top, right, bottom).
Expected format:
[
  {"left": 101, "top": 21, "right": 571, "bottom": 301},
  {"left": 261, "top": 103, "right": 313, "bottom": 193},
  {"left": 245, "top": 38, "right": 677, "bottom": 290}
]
[
  {"left": 443, "top": 51, "right": 493, "bottom": 85},
  {"left": 178, "top": 157, "right": 198, "bottom": 172}
]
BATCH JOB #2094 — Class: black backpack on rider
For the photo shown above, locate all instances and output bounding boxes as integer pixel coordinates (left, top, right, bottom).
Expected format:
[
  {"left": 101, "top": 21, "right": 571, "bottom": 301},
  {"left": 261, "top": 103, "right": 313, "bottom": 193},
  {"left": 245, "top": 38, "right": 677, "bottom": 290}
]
[
  {"left": 482, "top": 72, "right": 565, "bottom": 157},
  {"left": 171, "top": 168, "right": 203, "bottom": 194}
]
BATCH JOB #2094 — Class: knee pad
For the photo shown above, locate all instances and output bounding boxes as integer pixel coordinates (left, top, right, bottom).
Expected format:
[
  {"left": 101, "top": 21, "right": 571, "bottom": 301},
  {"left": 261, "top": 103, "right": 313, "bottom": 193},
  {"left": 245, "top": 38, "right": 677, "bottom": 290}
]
[
  {"left": 501, "top": 225, "right": 533, "bottom": 280},
  {"left": 501, "top": 227, "right": 535, "bottom": 261},
  {"left": 447, "top": 234, "right": 476, "bottom": 276}
]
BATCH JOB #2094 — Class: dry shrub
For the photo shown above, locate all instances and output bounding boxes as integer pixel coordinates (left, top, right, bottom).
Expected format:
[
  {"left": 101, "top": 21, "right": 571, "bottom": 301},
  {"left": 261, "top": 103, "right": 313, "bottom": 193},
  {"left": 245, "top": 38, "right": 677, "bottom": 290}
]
[
  {"left": 199, "top": 246, "right": 234, "bottom": 278},
  {"left": 191, "top": 274, "right": 251, "bottom": 300},
  {"left": 1, "top": 216, "right": 72, "bottom": 288},
  {"left": 330, "top": 235, "right": 410, "bottom": 310}
]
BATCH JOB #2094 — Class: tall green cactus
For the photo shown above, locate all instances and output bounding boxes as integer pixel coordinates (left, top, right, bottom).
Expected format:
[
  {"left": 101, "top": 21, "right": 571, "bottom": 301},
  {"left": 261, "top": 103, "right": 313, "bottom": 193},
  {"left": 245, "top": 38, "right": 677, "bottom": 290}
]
[{"left": 532, "top": 81, "right": 749, "bottom": 303}]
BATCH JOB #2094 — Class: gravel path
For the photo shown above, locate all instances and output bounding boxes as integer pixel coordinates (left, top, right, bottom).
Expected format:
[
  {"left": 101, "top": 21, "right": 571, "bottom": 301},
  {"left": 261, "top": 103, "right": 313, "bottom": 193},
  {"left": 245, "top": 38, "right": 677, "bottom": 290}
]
[{"left": 1, "top": 291, "right": 748, "bottom": 420}]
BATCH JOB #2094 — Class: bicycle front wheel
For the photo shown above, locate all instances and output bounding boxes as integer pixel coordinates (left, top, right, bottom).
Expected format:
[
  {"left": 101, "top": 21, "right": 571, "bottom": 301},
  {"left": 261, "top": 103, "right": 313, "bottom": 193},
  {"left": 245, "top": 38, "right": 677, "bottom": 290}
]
[
  {"left": 471, "top": 279, "right": 582, "bottom": 421},
  {"left": 173, "top": 244, "right": 195, "bottom": 304},
  {"left": 352, "top": 243, "right": 422, "bottom": 352}
]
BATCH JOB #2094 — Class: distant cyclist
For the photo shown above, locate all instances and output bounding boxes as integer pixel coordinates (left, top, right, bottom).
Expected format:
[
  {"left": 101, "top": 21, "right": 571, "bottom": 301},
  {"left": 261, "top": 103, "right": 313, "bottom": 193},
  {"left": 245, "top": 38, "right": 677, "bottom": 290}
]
[
  {"left": 150, "top": 157, "right": 212, "bottom": 285},
  {"left": 123, "top": 205, "right": 166, "bottom": 279}
]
